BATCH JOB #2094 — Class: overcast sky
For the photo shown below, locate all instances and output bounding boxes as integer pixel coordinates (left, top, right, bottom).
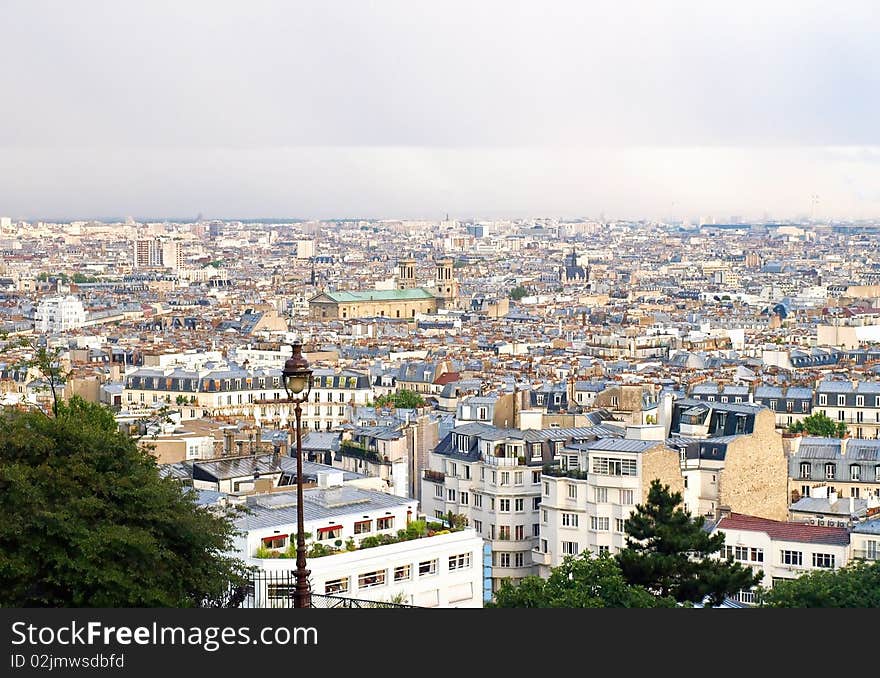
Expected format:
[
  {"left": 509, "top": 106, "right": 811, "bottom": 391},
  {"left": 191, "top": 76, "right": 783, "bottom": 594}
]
[{"left": 2, "top": 0, "right": 879, "bottom": 221}]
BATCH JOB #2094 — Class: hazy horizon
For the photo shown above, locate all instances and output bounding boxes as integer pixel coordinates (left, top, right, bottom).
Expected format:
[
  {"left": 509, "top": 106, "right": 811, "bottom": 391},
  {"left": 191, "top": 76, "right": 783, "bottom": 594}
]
[{"left": 2, "top": 1, "right": 879, "bottom": 221}]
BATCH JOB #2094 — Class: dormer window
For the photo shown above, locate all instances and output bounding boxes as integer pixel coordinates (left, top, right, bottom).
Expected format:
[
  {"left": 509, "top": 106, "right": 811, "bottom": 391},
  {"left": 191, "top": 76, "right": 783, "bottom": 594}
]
[{"left": 819, "top": 394, "right": 827, "bottom": 406}]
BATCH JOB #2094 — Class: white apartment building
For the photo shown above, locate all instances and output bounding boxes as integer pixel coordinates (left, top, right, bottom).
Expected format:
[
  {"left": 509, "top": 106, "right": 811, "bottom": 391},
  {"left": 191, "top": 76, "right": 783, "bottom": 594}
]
[
  {"left": 34, "top": 295, "right": 86, "bottom": 333},
  {"left": 420, "top": 422, "right": 611, "bottom": 593},
  {"left": 123, "top": 363, "right": 373, "bottom": 431},
  {"left": 712, "top": 512, "right": 852, "bottom": 604},
  {"left": 534, "top": 437, "right": 683, "bottom": 577},
  {"left": 232, "top": 476, "right": 484, "bottom": 608}
]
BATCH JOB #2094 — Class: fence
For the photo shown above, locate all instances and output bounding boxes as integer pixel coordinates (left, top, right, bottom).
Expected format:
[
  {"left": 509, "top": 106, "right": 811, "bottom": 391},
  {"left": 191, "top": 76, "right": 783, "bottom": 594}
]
[{"left": 232, "top": 570, "right": 417, "bottom": 608}]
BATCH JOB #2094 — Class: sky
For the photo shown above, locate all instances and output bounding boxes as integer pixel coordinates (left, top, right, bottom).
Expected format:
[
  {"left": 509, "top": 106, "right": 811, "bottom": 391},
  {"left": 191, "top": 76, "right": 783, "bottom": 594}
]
[{"left": 1, "top": 0, "right": 879, "bottom": 222}]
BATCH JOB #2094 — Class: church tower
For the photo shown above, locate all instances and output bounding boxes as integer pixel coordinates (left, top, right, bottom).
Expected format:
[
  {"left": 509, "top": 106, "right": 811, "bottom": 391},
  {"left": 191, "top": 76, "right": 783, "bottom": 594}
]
[
  {"left": 397, "top": 258, "right": 416, "bottom": 290},
  {"left": 434, "top": 257, "right": 458, "bottom": 308}
]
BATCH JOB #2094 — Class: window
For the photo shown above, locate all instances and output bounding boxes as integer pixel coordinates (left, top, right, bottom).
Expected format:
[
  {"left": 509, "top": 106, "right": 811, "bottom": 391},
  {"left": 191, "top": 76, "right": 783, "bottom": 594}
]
[
  {"left": 812, "top": 553, "right": 835, "bottom": 569},
  {"left": 533, "top": 523, "right": 540, "bottom": 537},
  {"left": 594, "top": 487, "right": 608, "bottom": 503},
  {"left": 597, "top": 545, "right": 610, "bottom": 555},
  {"left": 851, "top": 465, "right": 861, "bottom": 481},
  {"left": 825, "top": 463, "right": 836, "bottom": 480},
  {"left": 801, "top": 485, "right": 811, "bottom": 497},
  {"left": 473, "top": 519, "right": 482, "bottom": 533},
  {"left": 562, "top": 513, "right": 579, "bottom": 527},
  {"left": 541, "top": 539, "right": 548, "bottom": 553},
  {"left": 562, "top": 541, "right": 579, "bottom": 555},
  {"left": 460, "top": 492, "right": 469, "bottom": 506},
  {"left": 543, "top": 482, "right": 550, "bottom": 496},
  {"left": 377, "top": 516, "right": 394, "bottom": 530},
  {"left": 799, "top": 462, "right": 811, "bottom": 479},
  {"left": 324, "top": 577, "right": 349, "bottom": 594},
  {"left": 447, "top": 489, "right": 457, "bottom": 502},
  {"left": 542, "top": 509, "right": 548, "bottom": 522},
  {"left": 498, "top": 553, "right": 511, "bottom": 567},
  {"left": 866, "top": 540, "right": 878, "bottom": 560},
  {"left": 592, "top": 457, "right": 638, "bottom": 476},
  {"left": 261, "top": 535, "right": 287, "bottom": 550},
  {"left": 515, "top": 525, "right": 524, "bottom": 540},
  {"left": 500, "top": 472, "right": 510, "bottom": 486},
  {"left": 769, "top": 400, "right": 777, "bottom": 411},
  {"left": 499, "top": 499, "right": 510, "bottom": 512},
  {"left": 802, "top": 401, "right": 809, "bottom": 412},
  {"left": 533, "top": 497, "right": 541, "bottom": 510},
  {"left": 750, "top": 548, "right": 764, "bottom": 563},
  {"left": 514, "top": 472, "right": 523, "bottom": 485},
  {"left": 514, "top": 552, "right": 524, "bottom": 567},
  {"left": 515, "top": 498, "right": 524, "bottom": 512},
  {"left": 531, "top": 444, "right": 543, "bottom": 460},
  {"left": 418, "top": 559, "right": 438, "bottom": 576},
  {"left": 851, "top": 487, "right": 860, "bottom": 498},
  {"left": 317, "top": 525, "right": 342, "bottom": 541},
  {"left": 434, "top": 484, "right": 443, "bottom": 498},
  {"left": 590, "top": 516, "right": 610, "bottom": 531},
  {"left": 819, "top": 394, "right": 827, "bottom": 406},
  {"left": 474, "top": 494, "right": 482, "bottom": 508},
  {"left": 857, "top": 395, "right": 865, "bottom": 407},
  {"left": 358, "top": 570, "right": 386, "bottom": 588},
  {"left": 499, "top": 525, "right": 511, "bottom": 540},
  {"left": 354, "top": 520, "right": 372, "bottom": 534},
  {"left": 734, "top": 546, "right": 749, "bottom": 561},
  {"left": 568, "top": 484, "right": 578, "bottom": 499},
  {"left": 781, "top": 550, "right": 803, "bottom": 566},
  {"left": 532, "top": 471, "right": 541, "bottom": 484},
  {"left": 837, "top": 394, "right": 846, "bottom": 407},
  {"left": 489, "top": 498, "right": 495, "bottom": 510},
  {"left": 619, "top": 489, "right": 634, "bottom": 505},
  {"left": 615, "top": 518, "right": 626, "bottom": 533},
  {"left": 448, "top": 553, "right": 471, "bottom": 570}
]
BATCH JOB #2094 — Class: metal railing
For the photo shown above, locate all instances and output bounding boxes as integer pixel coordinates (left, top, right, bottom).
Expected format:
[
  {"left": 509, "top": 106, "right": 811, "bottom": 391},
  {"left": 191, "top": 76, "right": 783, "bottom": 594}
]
[{"left": 233, "top": 570, "right": 418, "bottom": 608}]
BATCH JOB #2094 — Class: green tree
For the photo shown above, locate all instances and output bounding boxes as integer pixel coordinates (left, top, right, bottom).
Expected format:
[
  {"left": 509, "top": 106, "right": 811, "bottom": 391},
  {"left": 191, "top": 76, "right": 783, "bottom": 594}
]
[
  {"left": 509, "top": 285, "right": 529, "bottom": 301},
  {"left": 616, "top": 480, "right": 760, "bottom": 606},
  {"left": 788, "top": 412, "right": 847, "bottom": 438},
  {"left": 489, "top": 552, "right": 673, "bottom": 608},
  {"left": 0, "top": 397, "right": 250, "bottom": 607},
  {"left": 759, "top": 560, "right": 880, "bottom": 607},
  {"left": 374, "top": 389, "right": 426, "bottom": 409}
]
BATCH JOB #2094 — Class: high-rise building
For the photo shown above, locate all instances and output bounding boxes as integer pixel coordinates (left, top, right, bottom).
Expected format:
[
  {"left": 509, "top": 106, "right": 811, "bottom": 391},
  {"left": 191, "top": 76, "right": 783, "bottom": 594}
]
[
  {"left": 134, "top": 238, "right": 162, "bottom": 268},
  {"left": 34, "top": 295, "right": 86, "bottom": 334}
]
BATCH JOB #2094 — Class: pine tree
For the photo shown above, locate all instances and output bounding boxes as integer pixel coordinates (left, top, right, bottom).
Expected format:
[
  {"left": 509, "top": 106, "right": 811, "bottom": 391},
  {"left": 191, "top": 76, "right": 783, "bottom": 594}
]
[{"left": 616, "top": 480, "right": 760, "bottom": 606}]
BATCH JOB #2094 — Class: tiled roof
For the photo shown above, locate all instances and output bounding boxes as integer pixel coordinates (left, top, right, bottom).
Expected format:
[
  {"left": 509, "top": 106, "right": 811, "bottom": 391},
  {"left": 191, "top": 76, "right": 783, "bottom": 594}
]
[{"left": 716, "top": 513, "right": 850, "bottom": 546}]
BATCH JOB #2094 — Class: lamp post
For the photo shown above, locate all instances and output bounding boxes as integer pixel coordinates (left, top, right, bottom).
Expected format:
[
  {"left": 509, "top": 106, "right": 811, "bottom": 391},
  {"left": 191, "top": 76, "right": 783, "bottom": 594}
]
[{"left": 282, "top": 340, "right": 313, "bottom": 608}]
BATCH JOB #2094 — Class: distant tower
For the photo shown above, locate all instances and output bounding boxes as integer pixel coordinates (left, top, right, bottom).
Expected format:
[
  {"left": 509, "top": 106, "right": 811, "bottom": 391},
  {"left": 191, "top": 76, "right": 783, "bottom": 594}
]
[
  {"left": 397, "top": 258, "right": 416, "bottom": 290},
  {"left": 434, "top": 257, "right": 458, "bottom": 308}
]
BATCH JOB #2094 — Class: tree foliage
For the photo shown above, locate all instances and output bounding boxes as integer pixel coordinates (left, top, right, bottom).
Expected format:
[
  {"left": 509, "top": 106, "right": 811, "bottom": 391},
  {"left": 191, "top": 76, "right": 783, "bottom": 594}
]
[
  {"left": 489, "top": 553, "right": 673, "bottom": 608},
  {"left": 616, "top": 480, "right": 761, "bottom": 606},
  {"left": 509, "top": 285, "right": 529, "bottom": 301},
  {"left": 788, "top": 412, "right": 847, "bottom": 438},
  {"left": 374, "top": 389, "right": 426, "bottom": 409},
  {"left": 760, "top": 560, "right": 880, "bottom": 607},
  {"left": 0, "top": 397, "right": 250, "bottom": 607}
]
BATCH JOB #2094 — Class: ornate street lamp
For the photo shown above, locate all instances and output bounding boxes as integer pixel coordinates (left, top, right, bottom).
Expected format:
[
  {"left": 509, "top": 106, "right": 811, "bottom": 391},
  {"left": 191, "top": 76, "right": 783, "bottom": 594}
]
[{"left": 282, "top": 340, "right": 313, "bottom": 608}]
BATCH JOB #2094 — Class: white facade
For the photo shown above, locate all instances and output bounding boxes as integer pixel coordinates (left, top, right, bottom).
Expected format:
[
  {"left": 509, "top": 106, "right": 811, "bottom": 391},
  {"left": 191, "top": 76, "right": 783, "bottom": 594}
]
[
  {"left": 233, "top": 484, "right": 483, "bottom": 607},
  {"left": 535, "top": 441, "right": 668, "bottom": 576},
  {"left": 713, "top": 513, "right": 851, "bottom": 602},
  {"left": 34, "top": 295, "right": 86, "bottom": 333},
  {"left": 421, "top": 433, "right": 543, "bottom": 591}
]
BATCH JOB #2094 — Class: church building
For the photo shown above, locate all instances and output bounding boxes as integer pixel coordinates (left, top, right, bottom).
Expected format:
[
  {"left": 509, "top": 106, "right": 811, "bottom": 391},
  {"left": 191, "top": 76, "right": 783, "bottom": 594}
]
[{"left": 308, "top": 258, "right": 460, "bottom": 320}]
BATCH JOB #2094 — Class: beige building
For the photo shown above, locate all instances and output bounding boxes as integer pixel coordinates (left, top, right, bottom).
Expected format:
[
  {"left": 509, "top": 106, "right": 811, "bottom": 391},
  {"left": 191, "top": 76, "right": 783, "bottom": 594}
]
[{"left": 308, "top": 259, "right": 458, "bottom": 320}]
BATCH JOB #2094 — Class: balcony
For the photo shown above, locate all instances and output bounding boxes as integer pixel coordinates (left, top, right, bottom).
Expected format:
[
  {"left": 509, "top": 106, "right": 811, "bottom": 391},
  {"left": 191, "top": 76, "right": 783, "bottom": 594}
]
[
  {"left": 423, "top": 470, "right": 446, "bottom": 484},
  {"left": 852, "top": 549, "right": 879, "bottom": 561},
  {"left": 482, "top": 454, "right": 522, "bottom": 467},
  {"left": 531, "top": 548, "right": 551, "bottom": 566},
  {"left": 542, "top": 465, "right": 589, "bottom": 480}
]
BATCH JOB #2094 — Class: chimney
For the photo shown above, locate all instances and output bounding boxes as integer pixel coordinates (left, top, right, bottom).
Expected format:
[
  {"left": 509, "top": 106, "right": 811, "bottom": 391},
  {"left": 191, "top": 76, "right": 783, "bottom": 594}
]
[
  {"left": 272, "top": 443, "right": 281, "bottom": 468},
  {"left": 316, "top": 470, "right": 344, "bottom": 489},
  {"left": 716, "top": 505, "right": 732, "bottom": 521}
]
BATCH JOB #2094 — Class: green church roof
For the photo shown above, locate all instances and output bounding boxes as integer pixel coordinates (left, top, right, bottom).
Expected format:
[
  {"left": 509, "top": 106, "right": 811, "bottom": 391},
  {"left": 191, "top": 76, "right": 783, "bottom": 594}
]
[{"left": 321, "top": 288, "right": 437, "bottom": 303}]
